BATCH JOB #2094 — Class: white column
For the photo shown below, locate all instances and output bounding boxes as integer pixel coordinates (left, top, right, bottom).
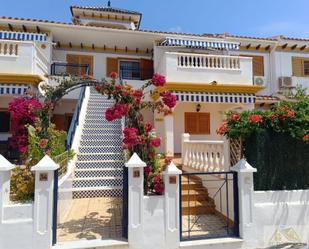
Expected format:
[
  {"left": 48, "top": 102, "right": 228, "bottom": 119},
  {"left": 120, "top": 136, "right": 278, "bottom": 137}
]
[
  {"left": 31, "top": 155, "right": 59, "bottom": 249},
  {"left": 181, "top": 133, "right": 190, "bottom": 164},
  {"left": 125, "top": 153, "right": 146, "bottom": 249},
  {"left": 164, "top": 161, "right": 182, "bottom": 249},
  {"left": 0, "top": 155, "right": 15, "bottom": 223},
  {"left": 164, "top": 114, "right": 174, "bottom": 156},
  {"left": 231, "top": 159, "right": 257, "bottom": 242}
]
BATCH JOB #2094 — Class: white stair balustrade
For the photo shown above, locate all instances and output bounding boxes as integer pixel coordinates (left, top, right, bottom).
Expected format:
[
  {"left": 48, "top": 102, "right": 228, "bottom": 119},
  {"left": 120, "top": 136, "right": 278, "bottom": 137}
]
[
  {"left": 181, "top": 133, "right": 230, "bottom": 172},
  {"left": 177, "top": 53, "right": 241, "bottom": 70}
]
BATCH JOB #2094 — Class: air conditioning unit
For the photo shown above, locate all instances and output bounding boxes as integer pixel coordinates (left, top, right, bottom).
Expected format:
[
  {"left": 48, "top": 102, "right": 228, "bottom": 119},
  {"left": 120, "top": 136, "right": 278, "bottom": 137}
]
[
  {"left": 279, "top": 76, "right": 296, "bottom": 88},
  {"left": 253, "top": 76, "right": 266, "bottom": 86}
]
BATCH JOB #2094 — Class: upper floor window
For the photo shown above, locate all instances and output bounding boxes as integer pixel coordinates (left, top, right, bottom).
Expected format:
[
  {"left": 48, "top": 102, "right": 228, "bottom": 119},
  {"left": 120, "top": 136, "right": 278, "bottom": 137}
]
[
  {"left": 66, "top": 54, "right": 93, "bottom": 76},
  {"left": 106, "top": 57, "right": 154, "bottom": 80},
  {"left": 119, "top": 61, "right": 141, "bottom": 80},
  {"left": 0, "top": 111, "right": 10, "bottom": 133},
  {"left": 241, "top": 55, "right": 264, "bottom": 76},
  {"left": 292, "top": 57, "right": 309, "bottom": 77}
]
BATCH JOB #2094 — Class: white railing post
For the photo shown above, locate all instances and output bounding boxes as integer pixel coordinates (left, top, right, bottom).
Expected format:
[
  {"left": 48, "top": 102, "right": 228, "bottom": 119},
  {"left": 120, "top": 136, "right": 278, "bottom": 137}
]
[
  {"left": 125, "top": 153, "right": 146, "bottom": 249},
  {"left": 181, "top": 133, "right": 190, "bottom": 166},
  {"left": 0, "top": 155, "right": 15, "bottom": 223},
  {"left": 231, "top": 159, "right": 257, "bottom": 243},
  {"left": 164, "top": 161, "right": 182, "bottom": 249},
  {"left": 164, "top": 114, "right": 174, "bottom": 156},
  {"left": 31, "top": 155, "right": 59, "bottom": 249}
]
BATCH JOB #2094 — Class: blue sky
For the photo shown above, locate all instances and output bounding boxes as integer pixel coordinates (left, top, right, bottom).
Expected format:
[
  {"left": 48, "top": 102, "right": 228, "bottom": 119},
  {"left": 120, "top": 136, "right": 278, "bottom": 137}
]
[{"left": 2, "top": 0, "right": 309, "bottom": 38}]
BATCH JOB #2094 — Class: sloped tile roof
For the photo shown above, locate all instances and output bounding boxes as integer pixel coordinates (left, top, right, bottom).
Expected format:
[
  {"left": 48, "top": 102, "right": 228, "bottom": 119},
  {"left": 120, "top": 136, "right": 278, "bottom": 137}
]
[{"left": 70, "top": 5, "right": 142, "bottom": 16}]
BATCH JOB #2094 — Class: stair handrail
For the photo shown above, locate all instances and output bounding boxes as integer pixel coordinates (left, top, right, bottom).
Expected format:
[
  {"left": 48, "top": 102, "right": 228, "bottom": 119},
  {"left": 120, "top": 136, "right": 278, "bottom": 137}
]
[{"left": 66, "top": 86, "right": 86, "bottom": 150}]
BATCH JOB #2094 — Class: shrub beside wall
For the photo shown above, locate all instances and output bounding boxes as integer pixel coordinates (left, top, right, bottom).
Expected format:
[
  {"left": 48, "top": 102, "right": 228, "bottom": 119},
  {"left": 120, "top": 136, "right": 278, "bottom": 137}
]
[{"left": 245, "top": 130, "right": 309, "bottom": 191}]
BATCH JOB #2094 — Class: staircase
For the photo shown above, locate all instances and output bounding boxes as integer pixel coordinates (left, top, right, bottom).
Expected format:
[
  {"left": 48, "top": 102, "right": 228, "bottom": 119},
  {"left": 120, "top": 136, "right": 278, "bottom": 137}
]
[
  {"left": 181, "top": 175, "right": 216, "bottom": 216},
  {"left": 72, "top": 87, "right": 124, "bottom": 199}
]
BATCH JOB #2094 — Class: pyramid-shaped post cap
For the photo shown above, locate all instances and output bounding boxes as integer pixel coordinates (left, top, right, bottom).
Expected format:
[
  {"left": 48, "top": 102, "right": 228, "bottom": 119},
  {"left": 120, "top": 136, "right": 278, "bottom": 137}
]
[
  {"left": 125, "top": 153, "right": 146, "bottom": 168},
  {"left": 0, "top": 154, "right": 15, "bottom": 171},
  {"left": 31, "top": 155, "right": 59, "bottom": 172},
  {"left": 164, "top": 161, "right": 182, "bottom": 175},
  {"left": 231, "top": 159, "right": 257, "bottom": 173}
]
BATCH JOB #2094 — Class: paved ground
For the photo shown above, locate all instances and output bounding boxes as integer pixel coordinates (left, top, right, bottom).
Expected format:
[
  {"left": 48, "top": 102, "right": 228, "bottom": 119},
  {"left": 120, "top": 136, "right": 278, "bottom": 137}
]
[
  {"left": 57, "top": 197, "right": 123, "bottom": 242},
  {"left": 182, "top": 214, "right": 233, "bottom": 239}
]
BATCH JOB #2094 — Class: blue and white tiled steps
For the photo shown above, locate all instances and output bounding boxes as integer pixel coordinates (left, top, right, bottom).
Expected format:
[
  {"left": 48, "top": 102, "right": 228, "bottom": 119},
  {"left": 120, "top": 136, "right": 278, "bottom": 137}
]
[{"left": 72, "top": 88, "right": 124, "bottom": 199}]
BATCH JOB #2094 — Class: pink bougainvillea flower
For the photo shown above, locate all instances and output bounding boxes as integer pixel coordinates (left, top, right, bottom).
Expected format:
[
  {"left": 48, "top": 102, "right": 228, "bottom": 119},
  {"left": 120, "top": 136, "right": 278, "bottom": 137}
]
[
  {"left": 248, "top": 114, "right": 263, "bottom": 123},
  {"left": 160, "top": 91, "right": 177, "bottom": 108},
  {"left": 123, "top": 128, "right": 141, "bottom": 147},
  {"left": 152, "top": 73, "right": 166, "bottom": 87},
  {"left": 110, "top": 72, "right": 118, "bottom": 79},
  {"left": 281, "top": 111, "right": 296, "bottom": 120},
  {"left": 38, "top": 139, "right": 48, "bottom": 149},
  {"left": 216, "top": 122, "right": 228, "bottom": 135},
  {"left": 105, "top": 103, "right": 129, "bottom": 121},
  {"left": 229, "top": 113, "right": 240, "bottom": 121},
  {"left": 150, "top": 137, "right": 161, "bottom": 148},
  {"left": 144, "top": 166, "right": 152, "bottom": 174},
  {"left": 115, "top": 85, "right": 122, "bottom": 92},
  {"left": 133, "top": 90, "right": 143, "bottom": 104},
  {"left": 144, "top": 123, "right": 152, "bottom": 133}
]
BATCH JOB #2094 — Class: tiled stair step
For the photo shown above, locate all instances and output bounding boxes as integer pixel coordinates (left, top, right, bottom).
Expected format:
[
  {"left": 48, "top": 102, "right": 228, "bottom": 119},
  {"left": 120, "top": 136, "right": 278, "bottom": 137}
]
[
  {"left": 76, "top": 160, "right": 124, "bottom": 169},
  {"left": 73, "top": 177, "right": 123, "bottom": 188},
  {"left": 85, "top": 115, "right": 111, "bottom": 120},
  {"left": 81, "top": 133, "right": 121, "bottom": 140},
  {"left": 72, "top": 187, "right": 123, "bottom": 198},
  {"left": 77, "top": 153, "right": 124, "bottom": 161},
  {"left": 87, "top": 103, "right": 114, "bottom": 108},
  {"left": 181, "top": 181, "right": 204, "bottom": 190},
  {"left": 80, "top": 140, "right": 122, "bottom": 146},
  {"left": 83, "top": 119, "right": 121, "bottom": 125},
  {"left": 82, "top": 127, "right": 122, "bottom": 133},
  {"left": 181, "top": 200, "right": 216, "bottom": 215},
  {"left": 181, "top": 189, "right": 210, "bottom": 202},
  {"left": 75, "top": 168, "right": 123, "bottom": 178},
  {"left": 88, "top": 100, "right": 115, "bottom": 104},
  {"left": 79, "top": 146, "right": 123, "bottom": 154},
  {"left": 81, "top": 129, "right": 121, "bottom": 136},
  {"left": 83, "top": 123, "right": 122, "bottom": 129}
]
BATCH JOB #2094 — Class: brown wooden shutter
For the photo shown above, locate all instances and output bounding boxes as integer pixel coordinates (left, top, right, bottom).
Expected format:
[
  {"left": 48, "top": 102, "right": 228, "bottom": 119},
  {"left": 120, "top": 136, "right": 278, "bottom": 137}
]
[
  {"left": 185, "top": 113, "right": 198, "bottom": 134},
  {"left": 140, "top": 59, "right": 154, "bottom": 80},
  {"left": 252, "top": 56, "right": 264, "bottom": 76},
  {"left": 51, "top": 114, "right": 66, "bottom": 131},
  {"left": 304, "top": 60, "right": 309, "bottom": 76},
  {"left": 197, "top": 113, "right": 210, "bottom": 134},
  {"left": 292, "top": 57, "right": 304, "bottom": 76},
  {"left": 106, "top": 57, "right": 118, "bottom": 77},
  {"left": 66, "top": 54, "right": 80, "bottom": 75},
  {"left": 80, "top": 55, "right": 93, "bottom": 75}
]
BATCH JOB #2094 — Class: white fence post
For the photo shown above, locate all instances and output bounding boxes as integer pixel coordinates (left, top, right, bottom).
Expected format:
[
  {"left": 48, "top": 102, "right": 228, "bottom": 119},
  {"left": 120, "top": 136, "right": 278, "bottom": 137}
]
[
  {"left": 31, "top": 155, "right": 59, "bottom": 249},
  {"left": 164, "top": 114, "right": 174, "bottom": 156},
  {"left": 164, "top": 161, "right": 182, "bottom": 249},
  {"left": 181, "top": 133, "right": 190, "bottom": 165},
  {"left": 0, "top": 155, "right": 15, "bottom": 223},
  {"left": 231, "top": 159, "right": 257, "bottom": 242},
  {"left": 125, "top": 153, "right": 146, "bottom": 249}
]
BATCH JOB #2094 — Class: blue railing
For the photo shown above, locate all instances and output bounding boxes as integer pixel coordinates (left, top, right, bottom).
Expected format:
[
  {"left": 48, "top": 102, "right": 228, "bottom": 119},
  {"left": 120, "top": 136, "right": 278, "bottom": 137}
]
[{"left": 66, "top": 86, "right": 86, "bottom": 150}]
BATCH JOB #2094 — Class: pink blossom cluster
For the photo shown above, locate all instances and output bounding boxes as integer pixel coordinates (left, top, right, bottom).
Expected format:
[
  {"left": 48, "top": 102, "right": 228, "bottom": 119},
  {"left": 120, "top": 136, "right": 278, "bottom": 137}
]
[
  {"left": 105, "top": 103, "right": 129, "bottom": 121},
  {"left": 123, "top": 128, "right": 141, "bottom": 147},
  {"left": 160, "top": 91, "right": 177, "bottom": 108},
  {"left": 153, "top": 174, "right": 164, "bottom": 194},
  {"left": 152, "top": 73, "right": 166, "bottom": 87}
]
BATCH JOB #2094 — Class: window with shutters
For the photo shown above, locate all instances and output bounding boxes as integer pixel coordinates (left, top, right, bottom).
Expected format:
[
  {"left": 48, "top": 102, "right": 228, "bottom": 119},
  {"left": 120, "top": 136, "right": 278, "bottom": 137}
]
[
  {"left": 292, "top": 57, "right": 309, "bottom": 77},
  {"left": 66, "top": 54, "right": 93, "bottom": 76},
  {"left": 241, "top": 55, "right": 264, "bottom": 76},
  {"left": 0, "top": 111, "right": 10, "bottom": 133},
  {"left": 106, "top": 57, "right": 153, "bottom": 80},
  {"left": 185, "top": 112, "right": 210, "bottom": 134}
]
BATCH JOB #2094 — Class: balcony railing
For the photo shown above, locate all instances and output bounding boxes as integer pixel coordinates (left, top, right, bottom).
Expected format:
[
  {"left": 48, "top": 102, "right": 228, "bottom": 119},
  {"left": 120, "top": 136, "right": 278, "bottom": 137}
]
[
  {"left": 50, "top": 62, "right": 89, "bottom": 76},
  {"left": 177, "top": 53, "right": 241, "bottom": 70},
  {"left": 0, "top": 40, "right": 18, "bottom": 57}
]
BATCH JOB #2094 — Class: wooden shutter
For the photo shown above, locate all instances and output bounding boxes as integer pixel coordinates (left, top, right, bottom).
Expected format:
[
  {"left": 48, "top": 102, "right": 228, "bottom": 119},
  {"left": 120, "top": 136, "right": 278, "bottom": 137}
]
[
  {"left": 240, "top": 55, "right": 264, "bottom": 76},
  {"left": 80, "top": 55, "right": 93, "bottom": 76},
  {"left": 292, "top": 57, "right": 304, "bottom": 76},
  {"left": 197, "top": 113, "right": 210, "bottom": 134},
  {"left": 304, "top": 60, "right": 309, "bottom": 76},
  {"left": 185, "top": 113, "right": 198, "bottom": 134},
  {"left": 66, "top": 54, "right": 80, "bottom": 75},
  {"left": 106, "top": 57, "right": 118, "bottom": 77},
  {"left": 51, "top": 114, "right": 66, "bottom": 131},
  {"left": 140, "top": 59, "right": 154, "bottom": 80}
]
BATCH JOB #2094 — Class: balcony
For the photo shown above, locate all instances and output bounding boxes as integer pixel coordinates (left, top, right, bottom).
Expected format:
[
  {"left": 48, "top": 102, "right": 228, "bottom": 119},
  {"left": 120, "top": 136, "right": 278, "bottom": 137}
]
[
  {"left": 159, "top": 52, "right": 253, "bottom": 86},
  {"left": 0, "top": 40, "right": 50, "bottom": 77}
]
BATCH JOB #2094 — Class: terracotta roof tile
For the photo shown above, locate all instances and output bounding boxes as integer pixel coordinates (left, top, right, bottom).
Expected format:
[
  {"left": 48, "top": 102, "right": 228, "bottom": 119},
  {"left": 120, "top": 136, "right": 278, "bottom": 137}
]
[{"left": 70, "top": 5, "right": 142, "bottom": 15}]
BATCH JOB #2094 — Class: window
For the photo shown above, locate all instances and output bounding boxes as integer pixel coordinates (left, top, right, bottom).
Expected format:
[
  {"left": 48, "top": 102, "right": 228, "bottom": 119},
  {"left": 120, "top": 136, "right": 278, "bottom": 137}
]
[
  {"left": 185, "top": 112, "right": 210, "bottom": 134},
  {"left": 119, "top": 61, "right": 141, "bottom": 80},
  {"left": 66, "top": 54, "right": 93, "bottom": 76},
  {"left": 292, "top": 57, "right": 309, "bottom": 77},
  {"left": 0, "top": 111, "right": 10, "bottom": 132},
  {"left": 241, "top": 55, "right": 264, "bottom": 76}
]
